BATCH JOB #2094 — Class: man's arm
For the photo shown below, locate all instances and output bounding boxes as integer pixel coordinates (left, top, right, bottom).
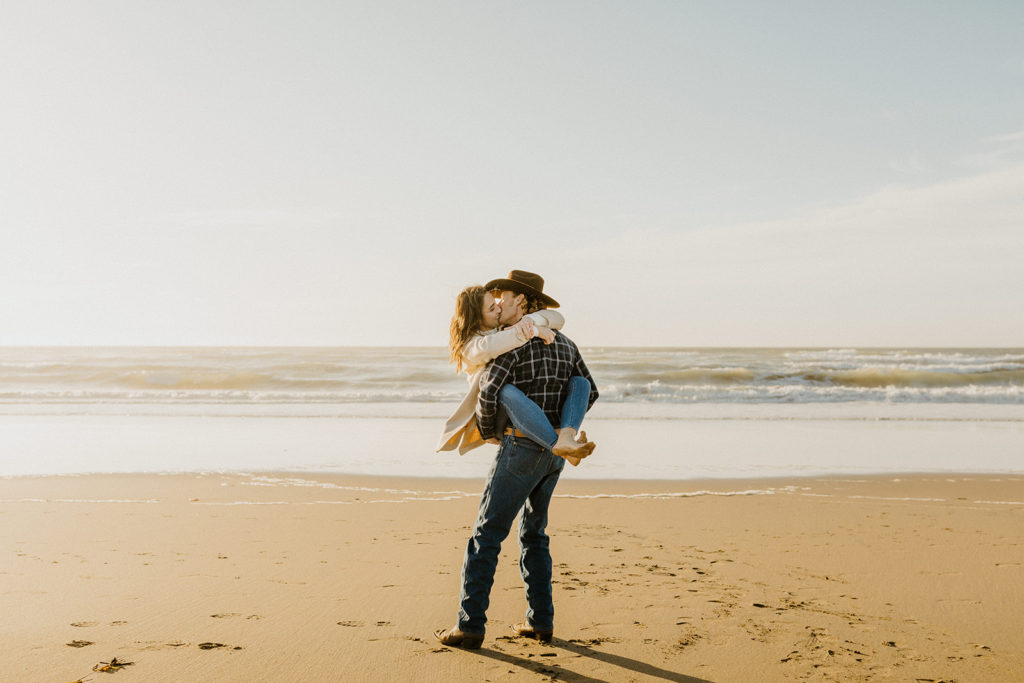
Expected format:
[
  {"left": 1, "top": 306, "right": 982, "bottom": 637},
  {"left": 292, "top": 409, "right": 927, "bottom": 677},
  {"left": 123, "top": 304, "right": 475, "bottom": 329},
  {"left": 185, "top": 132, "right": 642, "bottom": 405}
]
[{"left": 476, "top": 351, "right": 517, "bottom": 440}]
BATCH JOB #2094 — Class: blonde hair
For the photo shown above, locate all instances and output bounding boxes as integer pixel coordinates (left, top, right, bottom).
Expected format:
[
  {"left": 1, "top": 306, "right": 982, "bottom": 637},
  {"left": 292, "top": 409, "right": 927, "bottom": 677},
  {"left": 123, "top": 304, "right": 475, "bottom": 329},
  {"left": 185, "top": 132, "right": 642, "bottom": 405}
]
[{"left": 448, "top": 285, "right": 488, "bottom": 374}]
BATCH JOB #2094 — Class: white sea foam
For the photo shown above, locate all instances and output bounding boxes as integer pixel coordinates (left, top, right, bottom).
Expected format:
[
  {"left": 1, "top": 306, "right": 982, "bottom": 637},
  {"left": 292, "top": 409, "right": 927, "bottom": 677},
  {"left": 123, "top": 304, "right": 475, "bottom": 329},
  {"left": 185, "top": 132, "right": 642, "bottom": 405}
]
[
  {"left": 0, "top": 498, "right": 159, "bottom": 504},
  {"left": 847, "top": 495, "right": 948, "bottom": 502},
  {"left": 972, "top": 500, "right": 1024, "bottom": 506},
  {"left": 554, "top": 489, "right": 778, "bottom": 499},
  {"left": 2, "top": 346, "right": 1023, "bottom": 406},
  {"left": 240, "top": 475, "right": 476, "bottom": 498},
  {"left": 1, "top": 347, "right": 1023, "bottom": 480}
]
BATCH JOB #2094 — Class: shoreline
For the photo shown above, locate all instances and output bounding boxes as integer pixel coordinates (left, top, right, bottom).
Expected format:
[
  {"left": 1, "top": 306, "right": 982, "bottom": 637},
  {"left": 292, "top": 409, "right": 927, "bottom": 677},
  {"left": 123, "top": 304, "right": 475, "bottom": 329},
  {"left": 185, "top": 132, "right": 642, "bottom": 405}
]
[
  {"left": 4, "top": 468, "right": 1024, "bottom": 489},
  {"left": 3, "top": 471, "right": 1023, "bottom": 681},
  {"left": 3, "top": 408, "right": 1023, "bottom": 480}
]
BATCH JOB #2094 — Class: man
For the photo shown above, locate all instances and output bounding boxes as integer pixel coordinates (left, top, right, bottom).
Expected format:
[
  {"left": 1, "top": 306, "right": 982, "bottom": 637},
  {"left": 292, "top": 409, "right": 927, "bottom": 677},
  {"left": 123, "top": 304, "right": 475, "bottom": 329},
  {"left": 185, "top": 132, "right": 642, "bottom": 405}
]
[{"left": 435, "top": 270, "right": 599, "bottom": 649}]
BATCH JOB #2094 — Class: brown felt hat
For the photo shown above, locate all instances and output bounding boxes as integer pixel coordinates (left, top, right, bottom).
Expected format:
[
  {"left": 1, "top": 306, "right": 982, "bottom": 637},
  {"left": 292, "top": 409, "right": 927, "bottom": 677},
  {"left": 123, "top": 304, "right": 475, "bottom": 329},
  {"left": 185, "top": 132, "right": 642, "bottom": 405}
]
[{"left": 484, "top": 270, "right": 560, "bottom": 308}]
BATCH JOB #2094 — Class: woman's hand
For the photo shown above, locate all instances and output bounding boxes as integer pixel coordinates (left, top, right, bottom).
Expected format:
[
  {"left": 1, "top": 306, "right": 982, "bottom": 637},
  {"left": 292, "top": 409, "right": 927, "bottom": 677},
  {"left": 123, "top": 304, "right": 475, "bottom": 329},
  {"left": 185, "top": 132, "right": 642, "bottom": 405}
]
[
  {"left": 535, "top": 326, "right": 555, "bottom": 344},
  {"left": 511, "top": 317, "right": 535, "bottom": 341}
]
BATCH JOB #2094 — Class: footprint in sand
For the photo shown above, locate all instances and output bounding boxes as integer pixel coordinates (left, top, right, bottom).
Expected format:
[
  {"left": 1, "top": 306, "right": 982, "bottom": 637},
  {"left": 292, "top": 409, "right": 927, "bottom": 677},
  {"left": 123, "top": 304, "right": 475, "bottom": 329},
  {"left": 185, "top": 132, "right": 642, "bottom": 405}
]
[
  {"left": 337, "top": 620, "right": 364, "bottom": 627},
  {"left": 198, "top": 642, "right": 242, "bottom": 650},
  {"left": 568, "top": 637, "right": 621, "bottom": 646},
  {"left": 139, "top": 640, "right": 191, "bottom": 651},
  {"left": 210, "top": 613, "right": 264, "bottom": 620},
  {"left": 66, "top": 640, "right": 93, "bottom": 648},
  {"left": 70, "top": 622, "right": 98, "bottom": 628}
]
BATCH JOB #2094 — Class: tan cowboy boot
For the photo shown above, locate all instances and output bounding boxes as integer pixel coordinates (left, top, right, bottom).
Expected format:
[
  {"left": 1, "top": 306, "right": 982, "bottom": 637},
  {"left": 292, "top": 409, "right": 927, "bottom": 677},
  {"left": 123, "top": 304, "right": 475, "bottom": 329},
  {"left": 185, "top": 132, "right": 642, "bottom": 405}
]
[{"left": 433, "top": 626, "right": 484, "bottom": 649}]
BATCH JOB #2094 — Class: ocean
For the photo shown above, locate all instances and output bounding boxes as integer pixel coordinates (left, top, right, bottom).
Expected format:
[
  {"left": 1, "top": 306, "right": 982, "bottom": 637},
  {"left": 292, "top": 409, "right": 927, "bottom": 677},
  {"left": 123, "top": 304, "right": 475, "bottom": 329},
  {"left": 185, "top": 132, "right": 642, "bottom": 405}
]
[
  {"left": 2, "top": 346, "right": 1022, "bottom": 480},
  {"left": 4, "top": 346, "right": 1024, "bottom": 406}
]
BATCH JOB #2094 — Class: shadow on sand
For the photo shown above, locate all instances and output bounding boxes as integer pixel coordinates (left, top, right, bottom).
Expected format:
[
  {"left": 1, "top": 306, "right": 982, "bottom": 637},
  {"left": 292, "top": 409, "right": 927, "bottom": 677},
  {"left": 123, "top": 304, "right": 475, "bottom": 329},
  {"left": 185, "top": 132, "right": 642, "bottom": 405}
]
[{"left": 467, "top": 637, "right": 714, "bottom": 683}]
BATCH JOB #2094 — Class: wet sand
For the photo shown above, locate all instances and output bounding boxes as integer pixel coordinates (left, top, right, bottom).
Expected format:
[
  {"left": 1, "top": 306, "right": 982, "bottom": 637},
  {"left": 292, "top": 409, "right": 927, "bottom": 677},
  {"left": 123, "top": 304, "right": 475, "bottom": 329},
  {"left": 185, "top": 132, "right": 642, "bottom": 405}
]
[{"left": 2, "top": 472, "right": 1022, "bottom": 681}]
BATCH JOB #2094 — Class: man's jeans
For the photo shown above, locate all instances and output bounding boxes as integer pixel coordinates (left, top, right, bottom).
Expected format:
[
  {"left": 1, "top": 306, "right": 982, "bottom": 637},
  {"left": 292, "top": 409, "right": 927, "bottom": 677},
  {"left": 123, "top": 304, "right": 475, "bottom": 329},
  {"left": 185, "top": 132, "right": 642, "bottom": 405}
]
[{"left": 457, "top": 434, "right": 565, "bottom": 635}]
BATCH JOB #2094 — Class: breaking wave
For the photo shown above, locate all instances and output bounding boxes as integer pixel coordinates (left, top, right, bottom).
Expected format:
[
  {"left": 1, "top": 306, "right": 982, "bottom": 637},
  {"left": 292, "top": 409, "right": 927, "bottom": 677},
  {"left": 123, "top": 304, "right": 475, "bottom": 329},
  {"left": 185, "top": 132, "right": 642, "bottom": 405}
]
[{"left": 1, "top": 346, "right": 1022, "bottom": 405}]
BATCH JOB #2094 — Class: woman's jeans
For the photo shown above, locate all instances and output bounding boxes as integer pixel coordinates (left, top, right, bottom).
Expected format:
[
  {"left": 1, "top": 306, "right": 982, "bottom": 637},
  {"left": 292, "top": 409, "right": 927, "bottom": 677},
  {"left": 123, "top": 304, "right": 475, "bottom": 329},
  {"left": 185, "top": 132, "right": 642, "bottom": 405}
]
[
  {"left": 499, "top": 376, "right": 590, "bottom": 448},
  {"left": 457, "top": 433, "right": 565, "bottom": 635}
]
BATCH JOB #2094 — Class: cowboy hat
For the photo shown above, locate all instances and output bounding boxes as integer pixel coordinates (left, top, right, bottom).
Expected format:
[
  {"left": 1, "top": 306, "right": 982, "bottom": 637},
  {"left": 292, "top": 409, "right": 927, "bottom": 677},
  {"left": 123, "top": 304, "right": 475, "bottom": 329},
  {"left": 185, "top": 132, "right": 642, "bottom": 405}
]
[{"left": 484, "top": 270, "right": 560, "bottom": 308}]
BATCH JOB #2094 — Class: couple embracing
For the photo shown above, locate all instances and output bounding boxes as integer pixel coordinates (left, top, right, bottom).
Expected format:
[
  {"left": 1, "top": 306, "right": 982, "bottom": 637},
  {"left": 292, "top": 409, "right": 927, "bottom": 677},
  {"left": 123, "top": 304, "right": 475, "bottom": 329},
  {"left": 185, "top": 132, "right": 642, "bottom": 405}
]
[{"left": 434, "top": 270, "right": 600, "bottom": 649}]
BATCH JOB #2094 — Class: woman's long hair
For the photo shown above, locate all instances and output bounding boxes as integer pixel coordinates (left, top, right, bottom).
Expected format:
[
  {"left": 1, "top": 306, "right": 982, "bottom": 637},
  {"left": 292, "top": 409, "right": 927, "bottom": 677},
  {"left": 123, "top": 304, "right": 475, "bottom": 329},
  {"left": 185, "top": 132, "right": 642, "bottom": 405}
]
[{"left": 449, "top": 285, "right": 489, "bottom": 374}]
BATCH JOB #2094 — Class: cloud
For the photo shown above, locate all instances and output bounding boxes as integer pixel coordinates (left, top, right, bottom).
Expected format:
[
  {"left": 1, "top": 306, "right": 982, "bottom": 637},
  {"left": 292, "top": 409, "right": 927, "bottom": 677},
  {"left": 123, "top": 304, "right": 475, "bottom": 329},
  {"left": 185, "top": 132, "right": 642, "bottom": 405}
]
[
  {"left": 983, "top": 129, "right": 1024, "bottom": 144},
  {"left": 888, "top": 152, "right": 931, "bottom": 175},
  {"left": 559, "top": 161, "right": 1024, "bottom": 345},
  {"left": 587, "top": 162, "right": 1023, "bottom": 263},
  {"left": 958, "top": 127, "right": 1024, "bottom": 170}
]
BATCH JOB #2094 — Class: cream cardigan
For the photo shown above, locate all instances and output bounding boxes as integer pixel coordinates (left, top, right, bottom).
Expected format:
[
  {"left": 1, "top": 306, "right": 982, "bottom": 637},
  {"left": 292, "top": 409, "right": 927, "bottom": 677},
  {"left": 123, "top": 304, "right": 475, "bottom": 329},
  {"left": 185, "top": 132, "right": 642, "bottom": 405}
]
[{"left": 436, "top": 310, "right": 565, "bottom": 454}]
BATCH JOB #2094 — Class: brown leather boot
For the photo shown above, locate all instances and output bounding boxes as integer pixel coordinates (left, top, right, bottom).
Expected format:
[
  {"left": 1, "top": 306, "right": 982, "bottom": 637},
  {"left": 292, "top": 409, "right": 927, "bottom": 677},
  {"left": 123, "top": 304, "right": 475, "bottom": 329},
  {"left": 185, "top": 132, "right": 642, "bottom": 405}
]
[
  {"left": 511, "top": 622, "right": 553, "bottom": 643},
  {"left": 433, "top": 626, "right": 484, "bottom": 649}
]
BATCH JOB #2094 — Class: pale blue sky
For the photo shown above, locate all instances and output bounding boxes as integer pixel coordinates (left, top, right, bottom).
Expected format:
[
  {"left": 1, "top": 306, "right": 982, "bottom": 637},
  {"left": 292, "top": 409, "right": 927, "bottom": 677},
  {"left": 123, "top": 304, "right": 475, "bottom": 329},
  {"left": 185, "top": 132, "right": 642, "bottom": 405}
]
[{"left": 2, "top": 1, "right": 1022, "bottom": 346}]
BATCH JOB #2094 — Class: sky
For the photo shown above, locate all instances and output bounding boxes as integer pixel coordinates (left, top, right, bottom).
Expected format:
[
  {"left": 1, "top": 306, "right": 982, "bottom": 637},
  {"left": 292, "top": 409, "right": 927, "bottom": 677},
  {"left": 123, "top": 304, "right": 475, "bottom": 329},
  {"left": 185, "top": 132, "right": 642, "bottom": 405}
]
[{"left": 2, "top": 0, "right": 1022, "bottom": 347}]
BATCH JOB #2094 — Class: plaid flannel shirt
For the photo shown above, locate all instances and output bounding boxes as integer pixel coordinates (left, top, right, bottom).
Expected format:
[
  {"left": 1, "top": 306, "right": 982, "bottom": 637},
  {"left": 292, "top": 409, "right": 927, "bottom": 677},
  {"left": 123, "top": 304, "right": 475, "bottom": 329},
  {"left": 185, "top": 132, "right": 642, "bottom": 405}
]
[{"left": 476, "top": 331, "right": 599, "bottom": 441}]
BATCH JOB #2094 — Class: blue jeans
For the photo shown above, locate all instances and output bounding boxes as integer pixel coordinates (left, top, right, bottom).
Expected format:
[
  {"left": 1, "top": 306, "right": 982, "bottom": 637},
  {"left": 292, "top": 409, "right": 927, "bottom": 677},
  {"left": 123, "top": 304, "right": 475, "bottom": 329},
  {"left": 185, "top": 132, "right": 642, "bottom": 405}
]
[
  {"left": 457, "top": 434, "right": 565, "bottom": 635},
  {"left": 499, "top": 376, "right": 590, "bottom": 449}
]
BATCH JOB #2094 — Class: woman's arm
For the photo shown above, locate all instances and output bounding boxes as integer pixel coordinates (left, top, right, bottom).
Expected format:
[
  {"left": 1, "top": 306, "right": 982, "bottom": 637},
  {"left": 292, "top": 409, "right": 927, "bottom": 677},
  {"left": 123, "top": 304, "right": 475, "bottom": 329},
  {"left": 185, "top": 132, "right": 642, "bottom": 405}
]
[
  {"left": 525, "top": 309, "right": 564, "bottom": 330},
  {"left": 525, "top": 309, "right": 564, "bottom": 344},
  {"left": 461, "top": 326, "right": 532, "bottom": 368},
  {"left": 462, "top": 309, "right": 567, "bottom": 368}
]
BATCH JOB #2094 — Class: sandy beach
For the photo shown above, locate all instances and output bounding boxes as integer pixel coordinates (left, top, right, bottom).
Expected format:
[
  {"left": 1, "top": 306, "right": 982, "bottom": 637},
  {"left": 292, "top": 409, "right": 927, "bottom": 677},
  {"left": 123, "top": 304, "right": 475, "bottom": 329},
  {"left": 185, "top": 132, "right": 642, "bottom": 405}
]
[{"left": 2, "top": 472, "right": 1022, "bottom": 682}]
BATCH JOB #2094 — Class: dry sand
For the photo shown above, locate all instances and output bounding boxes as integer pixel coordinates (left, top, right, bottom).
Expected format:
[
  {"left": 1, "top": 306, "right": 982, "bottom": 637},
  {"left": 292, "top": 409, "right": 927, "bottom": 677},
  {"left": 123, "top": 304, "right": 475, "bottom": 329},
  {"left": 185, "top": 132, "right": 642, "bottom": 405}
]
[{"left": 2, "top": 472, "right": 1022, "bottom": 682}]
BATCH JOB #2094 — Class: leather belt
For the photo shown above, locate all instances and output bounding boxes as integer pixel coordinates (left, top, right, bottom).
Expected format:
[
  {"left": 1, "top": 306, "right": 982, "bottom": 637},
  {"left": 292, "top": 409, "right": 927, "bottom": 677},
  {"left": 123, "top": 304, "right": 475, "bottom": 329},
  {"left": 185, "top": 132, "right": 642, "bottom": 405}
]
[{"left": 504, "top": 427, "right": 527, "bottom": 438}]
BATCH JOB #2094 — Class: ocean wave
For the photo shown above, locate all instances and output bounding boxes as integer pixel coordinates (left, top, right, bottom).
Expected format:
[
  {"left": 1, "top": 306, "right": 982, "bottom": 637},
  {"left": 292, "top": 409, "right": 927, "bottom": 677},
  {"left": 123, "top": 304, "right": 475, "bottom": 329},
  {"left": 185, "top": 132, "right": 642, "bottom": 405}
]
[
  {"left": 599, "top": 382, "right": 1024, "bottom": 404},
  {"left": 784, "top": 349, "right": 1024, "bottom": 366},
  {"left": 3, "top": 346, "right": 1023, "bottom": 406},
  {"left": 800, "top": 367, "right": 1024, "bottom": 388},
  {"left": 0, "top": 389, "right": 469, "bottom": 403},
  {"left": 4, "top": 383, "right": 1022, "bottom": 405}
]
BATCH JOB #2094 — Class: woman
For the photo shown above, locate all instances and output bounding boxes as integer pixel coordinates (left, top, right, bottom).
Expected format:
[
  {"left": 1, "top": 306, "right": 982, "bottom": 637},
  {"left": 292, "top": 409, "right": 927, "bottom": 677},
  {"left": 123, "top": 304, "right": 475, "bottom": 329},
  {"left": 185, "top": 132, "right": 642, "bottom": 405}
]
[{"left": 436, "top": 285, "right": 595, "bottom": 464}]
